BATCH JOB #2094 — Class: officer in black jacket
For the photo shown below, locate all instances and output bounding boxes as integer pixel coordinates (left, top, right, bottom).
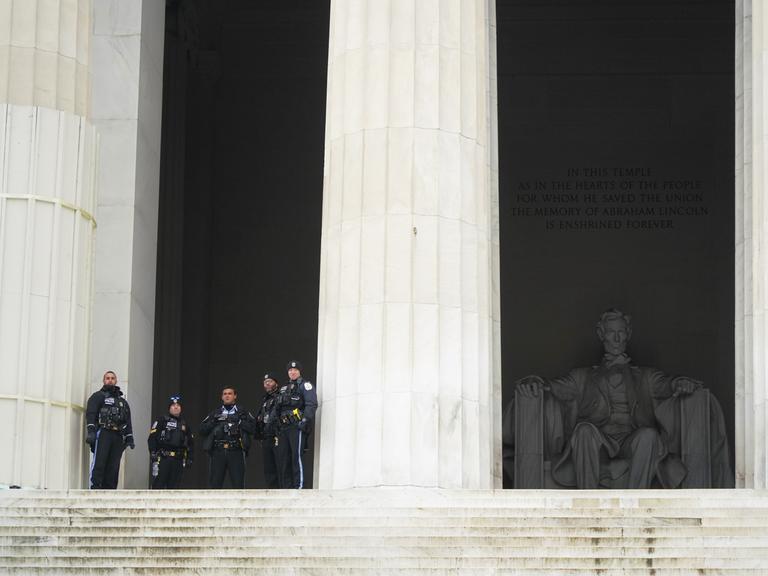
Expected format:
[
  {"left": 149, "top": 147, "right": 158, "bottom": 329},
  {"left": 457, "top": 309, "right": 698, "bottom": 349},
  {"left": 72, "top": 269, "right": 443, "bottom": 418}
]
[
  {"left": 148, "top": 395, "right": 194, "bottom": 489},
  {"left": 85, "top": 371, "right": 135, "bottom": 489},
  {"left": 275, "top": 360, "right": 318, "bottom": 489},
  {"left": 199, "top": 386, "right": 256, "bottom": 488},
  {"left": 256, "top": 372, "right": 280, "bottom": 488}
]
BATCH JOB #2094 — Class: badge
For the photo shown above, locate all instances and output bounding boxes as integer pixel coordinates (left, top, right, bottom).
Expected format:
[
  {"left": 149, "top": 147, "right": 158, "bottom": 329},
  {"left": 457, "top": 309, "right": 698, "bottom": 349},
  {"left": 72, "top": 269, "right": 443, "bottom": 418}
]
[
  {"left": 104, "top": 397, "right": 115, "bottom": 405},
  {"left": 304, "top": 382, "right": 313, "bottom": 391},
  {"left": 166, "top": 420, "right": 177, "bottom": 429},
  {"left": 280, "top": 386, "right": 287, "bottom": 392}
]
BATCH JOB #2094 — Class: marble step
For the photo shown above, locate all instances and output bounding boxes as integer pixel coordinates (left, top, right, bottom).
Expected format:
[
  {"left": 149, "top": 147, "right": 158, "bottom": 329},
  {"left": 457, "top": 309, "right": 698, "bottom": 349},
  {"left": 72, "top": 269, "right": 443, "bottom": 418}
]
[
  {"left": 3, "top": 543, "right": 768, "bottom": 558},
  {"left": 4, "top": 490, "right": 768, "bottom": 500},
  {"left": 1, "top": 570, "right": 766, "bottom": 576},
  {"left": 3, "top": 534, "right": 767, "bottom": 547},
  {"left": 2, "top": 555, "right": 767, "bottom": 569},
  {"left": 3, "top": 525, "right": 766, "bottom": 538},
  {"left": 3, "top": 515, "right": 766, "bottom": 529},
  {"left": 3, "top": 489, "right": 767, "bottom": 507},
  {"left": 5, "top": 503, "right": 768, "bottom": 516}
]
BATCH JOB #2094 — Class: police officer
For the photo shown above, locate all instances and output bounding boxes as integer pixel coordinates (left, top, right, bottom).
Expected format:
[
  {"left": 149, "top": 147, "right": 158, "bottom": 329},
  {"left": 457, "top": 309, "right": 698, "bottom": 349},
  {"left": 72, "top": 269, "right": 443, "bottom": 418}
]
[
  {"left": 199, "top": 386, "right": 256, "bottom": 488},
  {"left": 85, "top": 371, "right": 135, "bottom": 489},
  {"left": 255, "top": 372, "right": 280, "bottom": 488},
  {"left": 276, "top": 360, "right": 318, "bottom": 489},
  {"left": 148, "top": 395, "right": 194, "bottom": 489}
]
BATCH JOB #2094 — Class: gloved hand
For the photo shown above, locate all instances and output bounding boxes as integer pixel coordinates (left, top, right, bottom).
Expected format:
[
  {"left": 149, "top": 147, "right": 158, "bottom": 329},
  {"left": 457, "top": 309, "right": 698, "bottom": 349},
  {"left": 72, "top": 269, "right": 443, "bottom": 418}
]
[
  {"left": 85, "top": 428, "right": 96, "bottom": 447},
  {"left": 297, "top": 418, "right": 309, "bottom": 432},
  {"left": 123, "top": 434, "right": 135, "bottom": 449}
]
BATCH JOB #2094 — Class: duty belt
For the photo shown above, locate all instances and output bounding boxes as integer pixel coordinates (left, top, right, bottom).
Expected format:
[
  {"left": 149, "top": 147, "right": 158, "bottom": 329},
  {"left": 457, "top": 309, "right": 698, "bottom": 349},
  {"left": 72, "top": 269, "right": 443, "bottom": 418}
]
[
  {"left": 99, "top": 423, "right": 121, "bottom": 432},
  {"left": 280, "top": 409, "right": 303, "bottom": 425},
  {"left": 213, "top": 440, "right": 241, "bottom": 450},
  {"left": 158, "top": 449, "right": 183, "bottom": 459}
]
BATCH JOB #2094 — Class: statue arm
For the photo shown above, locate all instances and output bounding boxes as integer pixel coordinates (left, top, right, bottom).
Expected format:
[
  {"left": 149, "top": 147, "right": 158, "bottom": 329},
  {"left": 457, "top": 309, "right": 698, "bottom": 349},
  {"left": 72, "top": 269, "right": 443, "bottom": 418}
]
[
  {"left": 646, "top": 369, "right": 674, "bottom": 399},
  {"left": 671, "top": 375, "right": 703, "bottom": 397},
  {"left": 547, "top": 371, "right": 582, "bottom": 402},
  {"left": 514, "top": 371, "right": 581, "bottom": 402},
  {"left": 646, "top": 369, "right": 702, "bottom": 399}
]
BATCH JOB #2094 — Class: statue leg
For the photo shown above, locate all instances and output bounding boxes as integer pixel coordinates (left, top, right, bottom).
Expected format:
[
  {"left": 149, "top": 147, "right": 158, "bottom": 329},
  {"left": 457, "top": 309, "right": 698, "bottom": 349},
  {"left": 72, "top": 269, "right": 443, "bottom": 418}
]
[
  {"left": 620, "top": 427, "right": 660, "bottom": 488},
  {"left": 570, "top": 422, "right": 603, "bottom": 489}
]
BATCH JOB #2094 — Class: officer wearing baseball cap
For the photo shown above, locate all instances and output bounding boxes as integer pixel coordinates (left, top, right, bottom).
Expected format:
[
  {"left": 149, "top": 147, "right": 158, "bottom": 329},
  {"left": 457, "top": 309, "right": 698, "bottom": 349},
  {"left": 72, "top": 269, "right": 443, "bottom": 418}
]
[
  {"left": 256, "top": 372, "right": 281, "bottom": 488},
  {"left": 275, "top": 360, "right": 318, "bottom": 488},
  {"left": 147, "top": 395, "right": 194, "bottom": 489}
]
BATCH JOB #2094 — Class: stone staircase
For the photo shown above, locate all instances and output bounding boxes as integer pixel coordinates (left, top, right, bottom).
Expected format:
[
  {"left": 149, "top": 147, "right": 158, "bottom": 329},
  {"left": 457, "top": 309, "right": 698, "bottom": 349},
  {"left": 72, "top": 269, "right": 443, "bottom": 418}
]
[{"left": 1, "top": 488, "right": 767, "bottom": 575}]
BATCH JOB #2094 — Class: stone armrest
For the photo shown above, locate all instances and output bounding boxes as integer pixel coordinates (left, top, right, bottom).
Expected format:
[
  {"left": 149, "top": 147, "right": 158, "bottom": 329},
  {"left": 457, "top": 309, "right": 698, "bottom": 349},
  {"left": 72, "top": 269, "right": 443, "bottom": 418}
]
[{"left": 513, "top": 389, "right": 544, "bottom": 488}]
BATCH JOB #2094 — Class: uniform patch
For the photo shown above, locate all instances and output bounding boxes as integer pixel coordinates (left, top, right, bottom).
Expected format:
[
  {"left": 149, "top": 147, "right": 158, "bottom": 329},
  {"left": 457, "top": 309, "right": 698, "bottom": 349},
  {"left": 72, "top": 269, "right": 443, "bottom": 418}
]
[
  {"left": 104, "top": 397, "right": 115, "bottom": 405},
  {"left": 304, "top": 382, "right": 313, "bottom": 391},
  {"left": 151, "top": 421, "right": 157, "bottom": 429},
  {"left": 166, "top": 420, "right": 177, "bottom": 429}
]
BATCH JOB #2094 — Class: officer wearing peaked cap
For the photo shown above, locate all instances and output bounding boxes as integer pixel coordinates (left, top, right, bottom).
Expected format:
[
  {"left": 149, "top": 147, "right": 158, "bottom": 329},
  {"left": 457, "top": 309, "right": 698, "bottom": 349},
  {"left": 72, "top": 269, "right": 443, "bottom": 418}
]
[
  {"left": 275, "top": 360, "right": 318, "bottom": 489},
  {"left": 148, "top": 395, "right": 194, "bottom": 489}
]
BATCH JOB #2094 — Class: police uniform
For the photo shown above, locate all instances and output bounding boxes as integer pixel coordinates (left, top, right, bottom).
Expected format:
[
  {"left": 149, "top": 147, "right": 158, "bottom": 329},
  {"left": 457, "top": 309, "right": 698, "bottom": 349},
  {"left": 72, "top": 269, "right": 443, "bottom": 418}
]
[
  {"left": 200, "top": 403, "right": 256, "bottom": 488},
  {"left": 256, "top": 372, "right": 280, "bottom": 489},
  {"left": 85, "top": 385, "right": 134, "bottom": 489},
  {"left": 276, "top": 361, "right": 318, "bottom": 489},
  {"left": 148, "top": 397, "right": 194, "bottom": 489}
]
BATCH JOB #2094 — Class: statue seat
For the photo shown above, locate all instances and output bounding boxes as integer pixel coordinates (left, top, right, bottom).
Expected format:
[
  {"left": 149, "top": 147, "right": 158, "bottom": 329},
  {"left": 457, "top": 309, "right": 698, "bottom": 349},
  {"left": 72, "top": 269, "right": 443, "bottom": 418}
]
[{"left": 503, "top": 387, "right": 718, "bottom": 489}]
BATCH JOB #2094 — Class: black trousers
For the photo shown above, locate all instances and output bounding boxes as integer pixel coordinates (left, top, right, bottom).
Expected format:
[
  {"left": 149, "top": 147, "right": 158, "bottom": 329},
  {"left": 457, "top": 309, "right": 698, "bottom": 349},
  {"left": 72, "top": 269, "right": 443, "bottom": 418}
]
[
  {"left": 208, "top": 447, "right": 246, "bottom": 488},
  {"left": 152, "top": 456, "right": 184, "bottom": 489},
  {"left": 261, "top": 438, "right": 279, "bottom": 489},
  {"left": 90, "top": 429, "right": 124, "bottom": 489},
  {"left": 276, "top": 426, "right": 306, "bottom": 489}
]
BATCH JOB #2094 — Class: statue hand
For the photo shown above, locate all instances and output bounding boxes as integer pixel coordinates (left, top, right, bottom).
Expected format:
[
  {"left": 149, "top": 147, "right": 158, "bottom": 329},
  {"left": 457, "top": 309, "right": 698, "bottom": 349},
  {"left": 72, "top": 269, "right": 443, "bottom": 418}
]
[
  {"left": 515, "top": 375, "right": 546, "bottom": 398},
  {"left": 672, "top": 377, "right": 702, "bottom": 397}
]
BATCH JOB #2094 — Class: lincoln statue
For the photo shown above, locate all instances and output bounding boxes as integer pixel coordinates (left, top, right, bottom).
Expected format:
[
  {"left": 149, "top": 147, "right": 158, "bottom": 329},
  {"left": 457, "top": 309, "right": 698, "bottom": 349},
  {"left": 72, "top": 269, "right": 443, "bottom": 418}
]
[{"left": 513, "top": 309, "right": 732, "bottom": 489}]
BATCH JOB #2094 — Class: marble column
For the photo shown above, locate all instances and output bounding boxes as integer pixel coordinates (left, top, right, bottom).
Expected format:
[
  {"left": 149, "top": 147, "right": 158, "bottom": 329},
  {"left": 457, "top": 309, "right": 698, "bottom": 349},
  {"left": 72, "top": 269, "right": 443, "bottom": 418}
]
[
  {"left": 316, "top": 0, "right": 501, "bottom": 489},
  {"left": 0, "top": 0, "right": 97, "bottom": 488},
  {"left": 89, "top": 0, "right": 165, "bottom": 488},
  {"left": 736, "top": 0, "right": 768, "bottom": 489}
]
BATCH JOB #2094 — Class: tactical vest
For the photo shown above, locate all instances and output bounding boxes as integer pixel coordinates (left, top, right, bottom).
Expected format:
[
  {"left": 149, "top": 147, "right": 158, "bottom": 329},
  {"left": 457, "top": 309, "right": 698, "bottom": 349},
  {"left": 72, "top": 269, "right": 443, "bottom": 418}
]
[
  {"left": 277, "top": 382, "right": 303, "bottom": 414},
  {"left": 98, "top": 393, "right": 129, "bottom": 431},
  {"left": 257, "top": 393, "right": 278, "bottom": 437},
  {"left": 157, "top": 416, "right": 187, "bottom": 449}
]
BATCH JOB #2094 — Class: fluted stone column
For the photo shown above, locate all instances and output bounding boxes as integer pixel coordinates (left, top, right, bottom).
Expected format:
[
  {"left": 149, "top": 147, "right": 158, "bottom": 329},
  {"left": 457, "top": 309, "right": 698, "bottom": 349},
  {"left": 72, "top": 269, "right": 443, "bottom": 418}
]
[
  {"left": 316, "top": 0, "right": 500, "bottom": 488},
  {"left": 89, "top": 0, "right": 165, "bottom": 488},
  {"left": 736, "top": 0, "right": 768, "bottom": 488},
  {"left": 0, "top": 0, "right": 166, "bottom": 489},
  {"left": 0, "top": 0, "right": 96, "bottom": 488}
]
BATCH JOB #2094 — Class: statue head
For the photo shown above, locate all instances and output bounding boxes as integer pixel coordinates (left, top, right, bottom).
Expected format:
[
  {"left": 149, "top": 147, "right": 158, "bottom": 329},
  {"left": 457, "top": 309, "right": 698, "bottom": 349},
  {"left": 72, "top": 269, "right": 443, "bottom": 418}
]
[{"left": 596, "top": 308, "right": 632, "bottom": 356}]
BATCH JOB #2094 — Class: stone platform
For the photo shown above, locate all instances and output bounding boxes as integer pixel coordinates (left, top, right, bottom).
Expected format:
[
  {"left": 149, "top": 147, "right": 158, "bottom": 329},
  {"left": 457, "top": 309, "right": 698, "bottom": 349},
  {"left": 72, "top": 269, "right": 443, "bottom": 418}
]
[{"left": 1, "top": 488, "right": 767, "bottom": 575}]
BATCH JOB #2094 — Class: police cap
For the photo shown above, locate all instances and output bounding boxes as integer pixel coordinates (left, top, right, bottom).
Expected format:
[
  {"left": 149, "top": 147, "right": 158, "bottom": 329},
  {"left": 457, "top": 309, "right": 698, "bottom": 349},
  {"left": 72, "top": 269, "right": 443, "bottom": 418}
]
[{"left": 286, "top": 360, "right": 303, "bottom": 372}]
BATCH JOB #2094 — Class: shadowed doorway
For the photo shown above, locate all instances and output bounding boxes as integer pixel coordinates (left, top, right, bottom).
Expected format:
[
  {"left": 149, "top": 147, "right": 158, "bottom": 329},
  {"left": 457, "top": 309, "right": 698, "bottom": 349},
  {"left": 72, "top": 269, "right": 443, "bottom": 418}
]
[{"left": 152, "top": 0, "right": 331, "bottom": 488}]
